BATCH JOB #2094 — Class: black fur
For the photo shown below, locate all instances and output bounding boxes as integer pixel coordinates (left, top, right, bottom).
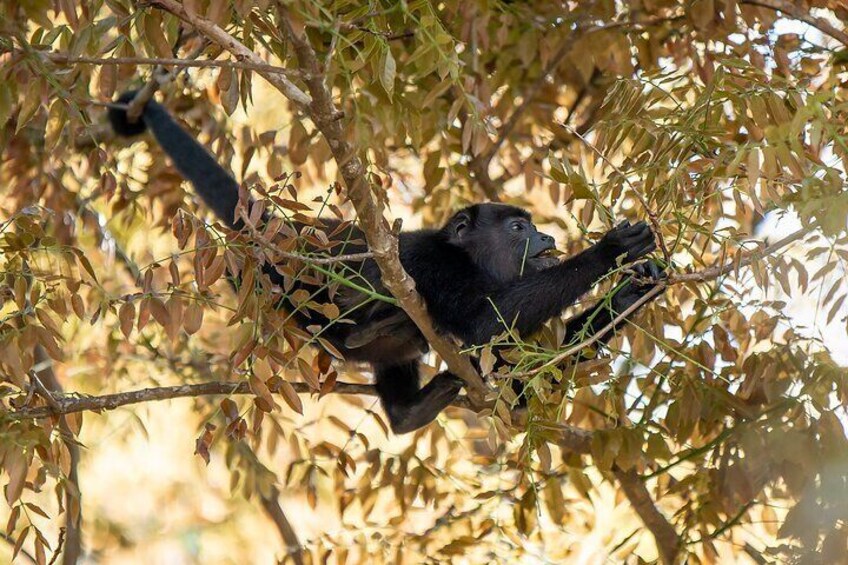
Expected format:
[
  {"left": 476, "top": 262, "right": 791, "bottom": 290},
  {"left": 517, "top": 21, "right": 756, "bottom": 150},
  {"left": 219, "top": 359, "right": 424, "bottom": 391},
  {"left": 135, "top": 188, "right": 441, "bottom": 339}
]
[
  {"left": 108, "top": 94, "right": 663, "bottom": 434},
  {"left": 109, "top": 92, "right": 241, "bottom": 227}
]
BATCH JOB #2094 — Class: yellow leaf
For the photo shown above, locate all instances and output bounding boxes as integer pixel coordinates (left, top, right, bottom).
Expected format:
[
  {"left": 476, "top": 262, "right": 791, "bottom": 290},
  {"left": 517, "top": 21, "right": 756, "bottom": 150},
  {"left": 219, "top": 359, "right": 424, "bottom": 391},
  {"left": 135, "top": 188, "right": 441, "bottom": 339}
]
[
  {"left": 119, "top": 302, "right": 135, "bottom": 339},
  {"left": 4, "top": 449, "right": 27, "bottom": 505},
  {"left": 279, "top": 380, "right": 304, "bottom": 415},
  {"left": 183, "top": 302, "right": 203, "bottom": 335}
]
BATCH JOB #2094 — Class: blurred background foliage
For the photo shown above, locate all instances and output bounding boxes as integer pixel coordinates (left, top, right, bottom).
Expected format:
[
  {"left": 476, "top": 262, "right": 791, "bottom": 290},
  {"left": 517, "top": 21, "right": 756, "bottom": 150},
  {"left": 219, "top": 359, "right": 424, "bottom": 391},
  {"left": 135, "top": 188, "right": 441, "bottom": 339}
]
[{"left": 2, "top": 0, "right": 848, "bottom": 562}]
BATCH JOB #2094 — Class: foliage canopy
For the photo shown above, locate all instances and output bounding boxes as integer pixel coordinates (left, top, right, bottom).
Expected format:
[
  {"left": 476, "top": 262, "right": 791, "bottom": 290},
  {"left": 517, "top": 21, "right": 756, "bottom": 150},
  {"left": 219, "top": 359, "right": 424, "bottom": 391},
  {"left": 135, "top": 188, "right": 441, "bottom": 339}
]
[{"left": 2, "top": 0, "right": 848, "bottom": 562}]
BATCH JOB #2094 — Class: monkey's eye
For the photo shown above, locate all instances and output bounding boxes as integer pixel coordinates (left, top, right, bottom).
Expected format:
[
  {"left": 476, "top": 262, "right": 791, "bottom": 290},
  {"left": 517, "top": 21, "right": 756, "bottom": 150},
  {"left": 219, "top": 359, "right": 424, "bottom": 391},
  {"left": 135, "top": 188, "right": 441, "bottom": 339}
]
[{"left": 510, "top": 221, "right": 524, "bottom": 232}]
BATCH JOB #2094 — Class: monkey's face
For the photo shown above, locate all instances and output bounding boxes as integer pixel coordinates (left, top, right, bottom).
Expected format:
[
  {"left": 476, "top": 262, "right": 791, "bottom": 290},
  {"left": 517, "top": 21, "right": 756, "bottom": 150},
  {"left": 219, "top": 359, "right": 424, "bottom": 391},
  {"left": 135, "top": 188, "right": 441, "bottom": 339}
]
[{"left": 446, "top": 203, "right": 558, "bottom": 282}]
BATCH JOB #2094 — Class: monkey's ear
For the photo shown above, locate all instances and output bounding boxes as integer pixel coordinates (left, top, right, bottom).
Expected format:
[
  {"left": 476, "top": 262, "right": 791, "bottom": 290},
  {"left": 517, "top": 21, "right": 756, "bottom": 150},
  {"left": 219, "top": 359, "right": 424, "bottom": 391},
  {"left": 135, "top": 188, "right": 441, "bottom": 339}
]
[{"left": 448, "top": 211, "right": 471, "bottom": 244}]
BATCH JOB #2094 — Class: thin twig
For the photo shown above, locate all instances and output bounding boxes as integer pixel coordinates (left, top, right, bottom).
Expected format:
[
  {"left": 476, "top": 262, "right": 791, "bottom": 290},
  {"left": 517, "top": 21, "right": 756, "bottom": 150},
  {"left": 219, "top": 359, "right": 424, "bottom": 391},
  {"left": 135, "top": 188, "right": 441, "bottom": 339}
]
[
  {"left": 35, "top": 53, "right": 304, "bottom": 77},
  {"left": 485, "top": 34, "right": 579, "bottom": 164},
  {"left": 126, "top": 32, "right": 190, "bottom": 122},
  {"left": 29, "top": 372, "right": 60, "bottom": 409},
  {"left": 243, "top": 219, "right": 375, "bottom": 265},
  {"left": 740, "top": 0, "right": 848, "bottom": 48},
  {"left": 0, "top": 532, "right": 37, "bottom": 565},
  {"left": 670, "top": 223, "right": 815, "bottom": 283},
  {"left": 475, "top": 12, "right": 687, "bottom": 173}
]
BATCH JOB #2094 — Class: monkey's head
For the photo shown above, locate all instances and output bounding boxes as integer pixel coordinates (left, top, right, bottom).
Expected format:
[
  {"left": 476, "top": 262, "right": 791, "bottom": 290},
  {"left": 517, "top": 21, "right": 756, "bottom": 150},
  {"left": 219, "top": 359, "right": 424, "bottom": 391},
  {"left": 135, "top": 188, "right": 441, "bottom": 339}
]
[{"left": 444, "top": 203, "right": 558, "bottom": 282}]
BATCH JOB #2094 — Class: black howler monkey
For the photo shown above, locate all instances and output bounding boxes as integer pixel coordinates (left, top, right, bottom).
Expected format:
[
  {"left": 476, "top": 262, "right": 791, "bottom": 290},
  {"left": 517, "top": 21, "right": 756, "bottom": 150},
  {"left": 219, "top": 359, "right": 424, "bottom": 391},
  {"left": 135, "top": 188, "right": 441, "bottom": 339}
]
[{"left": 108, "top": 92, "right": 663, "bottom": 434}]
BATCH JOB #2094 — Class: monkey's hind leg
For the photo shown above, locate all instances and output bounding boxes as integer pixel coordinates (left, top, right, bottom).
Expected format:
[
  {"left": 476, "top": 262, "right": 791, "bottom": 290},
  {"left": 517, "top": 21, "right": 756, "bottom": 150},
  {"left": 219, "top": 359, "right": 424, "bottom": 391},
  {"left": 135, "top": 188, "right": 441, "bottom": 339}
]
[{"left": 374, "top": 362, "right": 464, "bottom": 434}]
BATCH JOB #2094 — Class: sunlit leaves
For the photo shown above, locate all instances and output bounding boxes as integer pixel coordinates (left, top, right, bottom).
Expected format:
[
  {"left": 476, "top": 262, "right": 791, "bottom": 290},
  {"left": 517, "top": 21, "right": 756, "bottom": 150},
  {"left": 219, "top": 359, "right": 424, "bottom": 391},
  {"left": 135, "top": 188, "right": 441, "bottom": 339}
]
[{"left": 2, "top": 0, "right": 848, "bottom": 562}]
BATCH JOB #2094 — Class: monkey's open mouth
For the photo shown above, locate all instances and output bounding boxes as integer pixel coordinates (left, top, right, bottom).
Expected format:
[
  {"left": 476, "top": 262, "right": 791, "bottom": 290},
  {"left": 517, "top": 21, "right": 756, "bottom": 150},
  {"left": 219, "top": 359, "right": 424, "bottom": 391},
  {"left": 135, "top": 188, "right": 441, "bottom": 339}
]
[{"left": 532, "top": 248, "right": 556, "bottom": 258}]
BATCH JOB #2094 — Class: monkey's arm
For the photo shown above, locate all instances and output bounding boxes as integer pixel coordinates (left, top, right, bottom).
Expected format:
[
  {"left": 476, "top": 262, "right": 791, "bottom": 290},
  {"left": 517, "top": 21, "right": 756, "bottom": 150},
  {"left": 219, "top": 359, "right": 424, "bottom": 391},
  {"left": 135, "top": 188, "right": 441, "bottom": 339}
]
[{"left": 466, "top": 221, "right": 657, "bottom": 344}]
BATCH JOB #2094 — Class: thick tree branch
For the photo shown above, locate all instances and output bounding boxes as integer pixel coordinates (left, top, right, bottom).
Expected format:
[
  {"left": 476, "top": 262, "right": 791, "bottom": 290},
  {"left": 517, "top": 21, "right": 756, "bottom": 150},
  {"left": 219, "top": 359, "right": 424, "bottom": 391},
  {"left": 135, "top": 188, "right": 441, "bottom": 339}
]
[
  {"left": 613, "top": 467, "right": 680, "bottom": 564},
  {"left": 274, "top": 4, "right": 487, "bottom": 401}
]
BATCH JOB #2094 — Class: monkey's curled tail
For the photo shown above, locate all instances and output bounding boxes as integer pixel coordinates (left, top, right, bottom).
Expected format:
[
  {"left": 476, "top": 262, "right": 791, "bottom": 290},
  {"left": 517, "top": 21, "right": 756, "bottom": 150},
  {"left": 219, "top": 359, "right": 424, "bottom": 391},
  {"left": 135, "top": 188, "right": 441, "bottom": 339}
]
[{"left": 107, "top": 91, "right": 241, "bottom": 228}]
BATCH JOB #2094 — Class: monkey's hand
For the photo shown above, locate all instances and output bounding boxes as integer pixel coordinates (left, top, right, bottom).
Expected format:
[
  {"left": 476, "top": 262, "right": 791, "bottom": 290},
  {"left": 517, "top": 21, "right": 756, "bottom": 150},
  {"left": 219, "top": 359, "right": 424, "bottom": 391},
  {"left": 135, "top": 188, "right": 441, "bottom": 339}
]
[
  {"left": 611, "top": 260, "right": 665, "bottom": 314},
  {"left": 598, "top": 220, "right": 657, "bottom": 264}
]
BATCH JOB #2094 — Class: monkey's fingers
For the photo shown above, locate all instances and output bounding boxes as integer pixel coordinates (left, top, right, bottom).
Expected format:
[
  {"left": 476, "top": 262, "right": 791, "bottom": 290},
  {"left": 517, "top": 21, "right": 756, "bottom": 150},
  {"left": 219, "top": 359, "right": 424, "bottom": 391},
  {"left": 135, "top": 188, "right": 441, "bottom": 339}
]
[
  {"left": 628, "top": 239, "right": 657, "bottom": 262},
  {"left": 629, "top": 260, "right": 665, "bottom": 286}
]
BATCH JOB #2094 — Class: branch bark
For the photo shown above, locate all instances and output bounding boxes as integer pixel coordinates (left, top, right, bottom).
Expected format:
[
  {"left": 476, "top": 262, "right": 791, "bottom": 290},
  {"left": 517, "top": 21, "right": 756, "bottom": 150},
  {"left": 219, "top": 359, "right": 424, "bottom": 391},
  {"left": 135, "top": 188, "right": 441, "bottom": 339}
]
[
  {"left": 259, "top": 488, "right": 305, "bottom": 565},
  {"left": 7, "top": 379, "right": 460, "bottom": 420},
  {"left": 33, "top": 349, "right": 82, "bottom": 565},
  {"left": 613, "top": 467, "right": 680, "bottom": 564},
  {"left": 275, "top": 4, "right": 487, "bottom": 401}
]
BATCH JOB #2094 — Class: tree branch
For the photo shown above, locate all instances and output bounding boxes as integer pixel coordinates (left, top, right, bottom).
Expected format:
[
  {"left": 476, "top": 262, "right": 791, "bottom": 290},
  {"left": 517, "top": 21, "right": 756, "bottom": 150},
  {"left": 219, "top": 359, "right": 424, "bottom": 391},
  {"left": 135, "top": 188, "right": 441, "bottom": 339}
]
[
  {"left": 126, "top": 34, "right": 203, "bottom": 122},
  {"left": 466, "top": 13, "right": 687, "bottom": 201},
  {"left": 485, "top": 35, "right": 578, "bottom": 166},
  {"left": 275, "top": 4, "right": 488, "bottom": 401},
  {"left": 27, "top": 52, "right": 305, "bottom": 77},
  {"left": 7, "top": 372, "right": 680, "bottom": 561},
  {"left": 740, "top": 0, "right": 848, "bottom": 48},
  {"left": 0, "top": 532, "right": 37, "bottom": 565},
  {"left": 516, "top": 223, "right": 815, "bottom": 378},
  {"left": 464, "top": 33, "right": 578, "bottom": 201},
  {"left": 543, "top": 424, "right": 680, "bottom": 562},
  {"left": 7, "top": 379, "right": 475, "bottom": 420},
  {"left": 259, "top": 488, "right": 305, "bottom": 565},
  {"left": 613, "top": 467, "right": 680, "bottom": 564},
  {"left": 144, "top": 1, "right": 312, "bottom": 106},
  {"left": 32, "top": 348, "right": 82, "bottom": 564},
  {"left": 670, "top": 223, "right": 815, "bottom": 283}
]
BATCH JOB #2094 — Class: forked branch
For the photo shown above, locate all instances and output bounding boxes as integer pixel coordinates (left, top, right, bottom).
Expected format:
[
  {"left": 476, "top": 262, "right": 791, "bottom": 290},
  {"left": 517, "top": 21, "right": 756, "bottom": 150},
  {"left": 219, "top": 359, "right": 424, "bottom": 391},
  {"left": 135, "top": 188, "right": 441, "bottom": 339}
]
[{"left": 144, "top": 0, "right": 488, "bottom": 402}]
